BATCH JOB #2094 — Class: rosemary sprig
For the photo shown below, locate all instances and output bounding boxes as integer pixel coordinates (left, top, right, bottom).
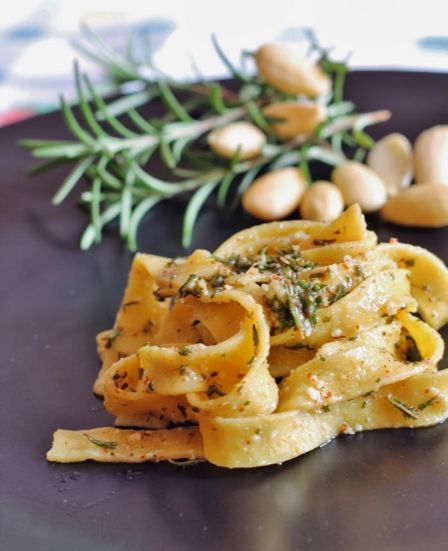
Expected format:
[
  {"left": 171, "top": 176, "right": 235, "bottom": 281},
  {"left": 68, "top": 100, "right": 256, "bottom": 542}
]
[{"left": 21, "top": 27, "right": 390, "bottom": 250}]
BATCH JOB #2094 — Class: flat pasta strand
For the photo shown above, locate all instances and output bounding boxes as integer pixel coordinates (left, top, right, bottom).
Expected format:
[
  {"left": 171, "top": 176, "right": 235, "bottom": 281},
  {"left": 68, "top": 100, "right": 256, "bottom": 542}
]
[{"left": 47, "top": 206, "right": 448, "bottom": 469}]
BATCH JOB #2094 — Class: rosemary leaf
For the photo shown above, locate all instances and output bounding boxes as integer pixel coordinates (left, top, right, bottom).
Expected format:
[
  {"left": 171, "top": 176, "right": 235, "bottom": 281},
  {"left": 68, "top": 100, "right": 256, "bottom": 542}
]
[
  {"left": 217, "top": 169, "right": 236, "bottom": 208},
  {"left": 83, "top": 74, "right": 138, "bottom": 139},
  {"left": 28, "top": 142, "right": 90, "bottom": 159},
  {"left": 81, "top": 203, "right": 121, "bottom": 250},
  {"left": 247, "top": 101, "right": 273, "bottom": 134},
  {"left": 172, "top": 137, "right": 194, "bottom": 163},
  {"left": 158, "top": 81, "right": 193, "bottom": 122},
  {"left": 52, "top": 156, "right": 95, "bottom": 205},
  {"left": 128, "top": 195, "right": 163, "bottom": 251},
  {"left": 182, "top": 180, "right": 219, "bottom": 248},
  {"left": 211, "top": 34, "right": 250, "bottom": 82},
  {"left": 90, "top": 175, "right": 102, "bottom": 243},
  {"left": 59, "top": 95, "right": 95, "bottom": 146},
  {"left": 299, "top": 143, "right": 313, "bottom": 185},
  {"left": 230, "top": 165, "right": 262, "bottom": 211},
  {"left": 159, "top": 139, "right": 177, "bottom": 169},
  {"left": 208, "top": 82, "right": 227, "bottom": 114},
  {"left": 127, "top": 108, "right": 159, "bottom": 134},
  {"left": 98, "top": 89, "right": 157, "bottom": 119},
  {"left": 120, "top": 170, "right": 135, "bottom": 238},
  {"left": 74, "top": 61, "right": 108, "bottom": 139},
  {"left": 27, "top": 157, "right": 75, "bottom": 176}
]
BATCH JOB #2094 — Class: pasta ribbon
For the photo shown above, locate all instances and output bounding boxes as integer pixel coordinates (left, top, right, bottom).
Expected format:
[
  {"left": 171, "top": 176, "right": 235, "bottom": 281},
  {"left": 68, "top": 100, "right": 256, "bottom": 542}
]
[
  {"left": 94, "top": 254, "right": 170, "bottom": 395},
  {"left": 371, "top": 243, "right": 448, "bottom": 329},
  {"left": 47, "top": 205, "right": 448, "bottom": 468}
]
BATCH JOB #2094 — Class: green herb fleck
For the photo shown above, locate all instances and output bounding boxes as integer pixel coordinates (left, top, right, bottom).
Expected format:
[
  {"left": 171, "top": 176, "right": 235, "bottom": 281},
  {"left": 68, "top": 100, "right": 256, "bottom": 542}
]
[
  {"left": 253, "top": 326, "right": 259, "bottom": 348},
  {"left": 286, "top": 342, "right": 315, "bottom": 351},
  {"left": 206, "top": 384, "right": 225, "bottom": 398},
  {"left": 83, "top": 433, "right": 118, "bottom": 450},
  {"left": 178, "top": 274, "right": 202, "bottom": 298},
  {"left": 210, "top": 274, "right": 226, "bottom": 288},
  {"left": 418, "top": 396, "right": 438, "bottom": 411},
  {"left": 387, "top": 394, "right": 419, "bottom": 419}
]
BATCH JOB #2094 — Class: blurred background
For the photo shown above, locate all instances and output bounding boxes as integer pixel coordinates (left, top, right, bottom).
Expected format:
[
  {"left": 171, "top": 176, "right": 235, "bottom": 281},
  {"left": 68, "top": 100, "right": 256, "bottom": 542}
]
[{"left": 1, "top": 0, "right": 447, "bottom": 126}]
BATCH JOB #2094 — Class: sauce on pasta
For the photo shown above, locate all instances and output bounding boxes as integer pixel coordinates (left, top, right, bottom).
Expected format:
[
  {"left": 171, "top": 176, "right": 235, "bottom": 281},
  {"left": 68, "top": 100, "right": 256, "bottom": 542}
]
[{"left": 47, "top": 205, "right": 448, "bottom": 468}]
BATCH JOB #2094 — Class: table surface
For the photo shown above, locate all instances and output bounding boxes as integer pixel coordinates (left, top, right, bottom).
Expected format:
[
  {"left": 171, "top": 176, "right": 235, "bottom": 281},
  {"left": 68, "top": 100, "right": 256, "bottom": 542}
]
[{"left": 1, "top": 70, "right": 448, "bottom": 551}]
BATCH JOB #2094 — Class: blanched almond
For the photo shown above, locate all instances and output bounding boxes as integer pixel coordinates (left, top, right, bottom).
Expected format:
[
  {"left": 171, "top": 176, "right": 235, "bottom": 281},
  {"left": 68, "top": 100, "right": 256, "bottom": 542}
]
[
  {"left": 299, "top": 181, "right": 344, "bottom": 222},
  {"left": 208, "top": 121, "right": 266, "bottom": 160},
  {"left": 242, "top": 167, "right": 307, "bottom": 221},
  {"left": 254, "top": 43, "right": 331, "bottom": 97},
  {"left": 367, "top": 133, "right": 413, "bottom": 196},
  {"left": 262, "top": 102, "right": 326, "bottom": 140},
  {"left": 414, "top": 125, "right": 448, "bottom": 185},
  {"left": 381, "top": 183, "right": 448, "bottom": 227},
  {"left": 332, "top": 161, "right": 387, "bottom": 213}
]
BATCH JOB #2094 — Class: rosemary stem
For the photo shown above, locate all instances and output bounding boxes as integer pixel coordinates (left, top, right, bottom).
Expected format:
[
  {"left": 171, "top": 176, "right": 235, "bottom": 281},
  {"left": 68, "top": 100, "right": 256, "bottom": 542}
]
[{"left": 321, "top": 109, "right": 392, "bottom": 138}]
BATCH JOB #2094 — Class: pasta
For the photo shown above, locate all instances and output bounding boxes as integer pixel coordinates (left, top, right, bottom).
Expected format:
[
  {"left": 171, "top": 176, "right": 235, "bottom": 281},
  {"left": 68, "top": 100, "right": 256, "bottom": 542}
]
[{"left": 47, "top": 204, "right": 448, "bottom": 468}]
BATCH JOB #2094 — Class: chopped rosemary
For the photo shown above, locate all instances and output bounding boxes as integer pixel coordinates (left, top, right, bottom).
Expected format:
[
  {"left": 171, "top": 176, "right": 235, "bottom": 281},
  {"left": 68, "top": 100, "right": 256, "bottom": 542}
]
[
  {"left": 206, "top": 384, "right": 226, "bottom": 398},
  {"left": 178, "top": 274, "right": 202, "bottom": 298},
  {"left": 387, "top": 395, "right": 419, "bottom": 419},
  {"left": 83, "top": 434, "right": 118, "bottom": 450},
  {"left": 252, "top": 326, "right": 259, "bottom": 348},
  {"left": 418, "top": 396, "right": 438, "bottom": 411},
  {"left": 331, "top": 283, "right": 349, "bottom": 303},
  {"left": 285, "top": 342, "right": 315, "bottom": 351}
]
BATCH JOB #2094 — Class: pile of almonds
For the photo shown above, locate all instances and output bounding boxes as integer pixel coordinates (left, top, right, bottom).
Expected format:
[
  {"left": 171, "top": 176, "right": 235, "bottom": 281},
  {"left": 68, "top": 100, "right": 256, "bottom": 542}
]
[{"left": 206, "top": 43, "right": 448, "bottom": 228}]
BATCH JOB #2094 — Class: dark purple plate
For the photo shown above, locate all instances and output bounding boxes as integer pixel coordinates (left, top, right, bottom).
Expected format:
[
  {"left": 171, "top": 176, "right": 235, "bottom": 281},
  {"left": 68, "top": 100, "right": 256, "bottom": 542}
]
[{"left": 2, "top": 71, "right": 448, "bottom": 551}]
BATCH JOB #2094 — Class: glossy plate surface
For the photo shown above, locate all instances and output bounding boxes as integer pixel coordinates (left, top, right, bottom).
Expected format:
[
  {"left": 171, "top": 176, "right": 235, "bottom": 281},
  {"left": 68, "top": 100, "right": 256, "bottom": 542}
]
[{"left": 2, "top": 72, "right": 448, "bottom": 551}]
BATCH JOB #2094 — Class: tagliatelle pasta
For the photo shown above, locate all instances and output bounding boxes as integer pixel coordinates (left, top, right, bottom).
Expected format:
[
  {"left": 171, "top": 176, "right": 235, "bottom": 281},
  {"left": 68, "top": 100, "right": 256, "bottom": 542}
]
[{"left": 47, "top": 205, "right": 448, "bottom": 468}]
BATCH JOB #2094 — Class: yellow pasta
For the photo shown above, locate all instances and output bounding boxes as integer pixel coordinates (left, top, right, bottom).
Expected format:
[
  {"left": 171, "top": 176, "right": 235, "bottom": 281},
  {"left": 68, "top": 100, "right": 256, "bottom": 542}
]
[{"left": 47, "top": 204, "right": 448, "bottom": 468}]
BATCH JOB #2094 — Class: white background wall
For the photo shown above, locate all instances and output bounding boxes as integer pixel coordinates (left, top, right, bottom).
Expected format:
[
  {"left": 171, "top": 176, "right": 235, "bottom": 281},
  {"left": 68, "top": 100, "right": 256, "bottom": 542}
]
[{"left": 1, "top": 0, "right": 447, "bottom": 122}]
